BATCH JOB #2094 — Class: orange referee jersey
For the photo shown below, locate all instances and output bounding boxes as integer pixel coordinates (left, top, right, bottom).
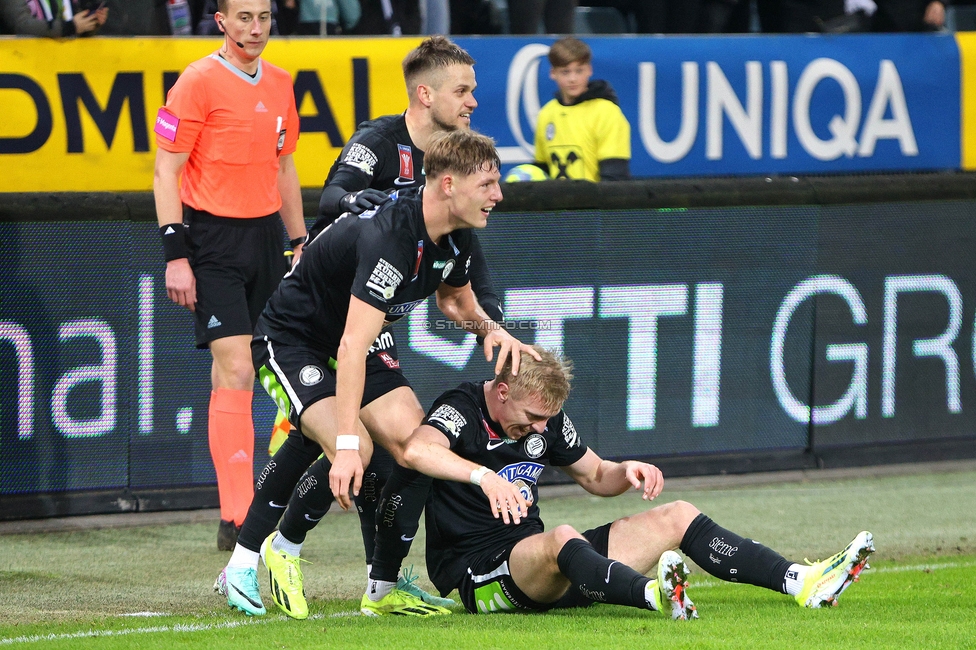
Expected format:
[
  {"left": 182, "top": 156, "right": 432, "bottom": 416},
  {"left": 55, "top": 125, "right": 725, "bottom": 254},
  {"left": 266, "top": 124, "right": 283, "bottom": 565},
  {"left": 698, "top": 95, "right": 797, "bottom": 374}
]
[{"left": 155, "top": 54, "right": 300, "bottom": 219}]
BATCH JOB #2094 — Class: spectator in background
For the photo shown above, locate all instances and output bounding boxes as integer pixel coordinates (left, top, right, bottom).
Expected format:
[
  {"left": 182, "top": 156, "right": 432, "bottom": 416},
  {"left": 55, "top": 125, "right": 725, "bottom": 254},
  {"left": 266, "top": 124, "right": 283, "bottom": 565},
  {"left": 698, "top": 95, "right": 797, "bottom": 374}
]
[
  {"left": 578, "top": 0, "right": 701, "bottom": 33},
  {"left": 873, "top": 0, "right": 947, "bottom": 30},
  {"left": 508, "top": 0, "right": 577, "bottom": 33},
  {"left": 350, "top": 0, "right": 419, "bottom": 34},
  {"left": 534, "top": 37, "right": 630, "bottom": 181},
  {"left": 279, "top": 0, "right": 361, "bottom": 35},
  {"left": 1, "top": 0, "right": 108, "bottom": 36}
]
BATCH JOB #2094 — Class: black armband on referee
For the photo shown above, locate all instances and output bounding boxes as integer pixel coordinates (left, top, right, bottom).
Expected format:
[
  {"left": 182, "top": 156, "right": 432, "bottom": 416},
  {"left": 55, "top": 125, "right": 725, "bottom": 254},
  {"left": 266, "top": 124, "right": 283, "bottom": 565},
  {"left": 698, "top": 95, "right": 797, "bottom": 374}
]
[{"left": 159, "top": 224, "right": 188, "bottom": 262}]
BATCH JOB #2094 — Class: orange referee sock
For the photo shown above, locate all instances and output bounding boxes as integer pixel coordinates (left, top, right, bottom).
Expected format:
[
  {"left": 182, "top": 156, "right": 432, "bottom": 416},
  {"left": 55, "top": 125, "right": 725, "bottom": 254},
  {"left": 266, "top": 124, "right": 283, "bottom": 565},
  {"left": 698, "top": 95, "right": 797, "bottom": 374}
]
[{"left": 209, "top": 388, "right": 255, "bottom": 527}]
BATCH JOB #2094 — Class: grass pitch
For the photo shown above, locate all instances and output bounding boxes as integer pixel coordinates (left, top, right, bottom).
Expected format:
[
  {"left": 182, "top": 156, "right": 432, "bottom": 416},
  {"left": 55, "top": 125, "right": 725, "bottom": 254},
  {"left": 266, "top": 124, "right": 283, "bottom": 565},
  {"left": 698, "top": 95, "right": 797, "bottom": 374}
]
[{"left": 1, "top": 466, "right": 974, "bottom": 649}]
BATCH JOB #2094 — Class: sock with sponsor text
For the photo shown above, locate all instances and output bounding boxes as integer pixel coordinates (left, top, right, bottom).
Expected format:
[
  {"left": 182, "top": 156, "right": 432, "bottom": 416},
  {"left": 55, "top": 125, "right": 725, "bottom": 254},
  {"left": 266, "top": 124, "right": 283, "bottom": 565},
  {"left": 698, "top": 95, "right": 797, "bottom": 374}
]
[
  {"left": 277, "top": 456, "right": 335, "bottom": 545},
  {"left": 369, "top": 465, "right": 432, "bottom": 584},
  {"left": 355, "top": 446, "right": 395, "bottom": 565},
  {"left": 679, "top": 513, "right": 793, "bottom": 593},
  {"left": 235, "top": 429, "right": 323, "bottom": 553},
  {"left": 556, "top": 538, "right": 653, "bottom": 610}
]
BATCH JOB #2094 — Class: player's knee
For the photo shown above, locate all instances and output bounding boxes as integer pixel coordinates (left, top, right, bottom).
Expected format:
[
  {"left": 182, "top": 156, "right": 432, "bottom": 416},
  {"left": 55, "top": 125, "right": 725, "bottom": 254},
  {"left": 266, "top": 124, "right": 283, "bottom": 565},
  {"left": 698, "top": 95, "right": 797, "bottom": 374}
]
[
  {"left": 654, "top": 500, "right": 701, "bottom": 543},
  {"left": 552, "top": 524, "right": 584, "bottom": 549}
]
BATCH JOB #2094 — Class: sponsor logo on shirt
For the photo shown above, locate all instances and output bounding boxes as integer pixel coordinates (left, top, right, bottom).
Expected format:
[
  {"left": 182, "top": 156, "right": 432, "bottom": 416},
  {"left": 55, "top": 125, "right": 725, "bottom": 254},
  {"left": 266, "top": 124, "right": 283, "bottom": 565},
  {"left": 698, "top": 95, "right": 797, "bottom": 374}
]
[
  {"left": 428, "top": 404, "right": 467, "bottom": 438},
  {"left": 276, "top": 128, "right": 286, "bottom": 155},
  {"left": 398, "top": 143, "right": 414, "bottom": 180},
  {"left": 344, "top": 142, "right": 379, "bottom": 176},
  {"left": 366, "top": 258, "right": 403, "bottom": 301},
  {"left": 154, "top": 108, "right": 179, "bottom": 143},
  {"left": 386, "top": 299, "right": 425, "bottom": 316},
  {"left": 561, "top": 414, "right": 580, "bottom": 448},
  {"left": 497, "top": 462, "right": 544, "bottom": 504},
  {"left": 378, "top": 352, "right": 400, "bottom": 369},
  {"left": 483, "top": 417, "right": 514, "bottom": 449},
  {"left": 523, "top": 433, "right": 547, "bottom": 459},
  {"left": 367, "top": 331, "right": 394, "bottom": 354},
  {"left": 411, "top": 240, "right": 423, "bottom": 280}
]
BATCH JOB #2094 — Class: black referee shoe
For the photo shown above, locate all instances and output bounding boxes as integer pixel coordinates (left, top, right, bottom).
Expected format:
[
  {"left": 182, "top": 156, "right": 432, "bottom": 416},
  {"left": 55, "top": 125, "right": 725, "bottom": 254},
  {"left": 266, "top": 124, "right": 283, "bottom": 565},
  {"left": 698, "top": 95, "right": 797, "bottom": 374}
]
[{"left": 217, "top": 519, "right": 241, "bottom": 551}]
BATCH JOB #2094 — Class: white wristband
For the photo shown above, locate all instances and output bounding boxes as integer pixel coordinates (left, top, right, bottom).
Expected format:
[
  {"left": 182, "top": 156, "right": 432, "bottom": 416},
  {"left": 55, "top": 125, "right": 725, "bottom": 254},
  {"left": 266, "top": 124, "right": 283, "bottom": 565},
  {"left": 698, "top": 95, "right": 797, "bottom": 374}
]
[
  {"left": 335, "top": 435, "right": 360, "bottom": 451},
  {"left": 470, "top": 466, "right": 491, "bottom": 486}
]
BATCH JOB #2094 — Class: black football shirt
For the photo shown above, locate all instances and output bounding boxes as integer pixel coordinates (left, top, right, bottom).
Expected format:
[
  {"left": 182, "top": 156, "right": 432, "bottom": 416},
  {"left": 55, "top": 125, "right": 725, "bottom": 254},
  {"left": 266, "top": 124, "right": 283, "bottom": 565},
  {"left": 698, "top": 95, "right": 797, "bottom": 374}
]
[
  {"left": 255, "top": 187, "right": 471, "bottom": 356},
  {"left": 421, "top": 381, "right": 588, "bottom": 596}
]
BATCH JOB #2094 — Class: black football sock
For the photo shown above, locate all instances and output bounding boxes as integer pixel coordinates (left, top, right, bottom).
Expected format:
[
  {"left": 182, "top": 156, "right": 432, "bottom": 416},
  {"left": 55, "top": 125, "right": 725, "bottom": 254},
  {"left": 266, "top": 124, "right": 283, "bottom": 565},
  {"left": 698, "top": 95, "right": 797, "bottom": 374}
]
[
  {"left": 679, "top": 513, "right": 792, "bottom": 593},
  {"left": 236, "top": 429, "right": 322, "bottom": 552},
  {"left": 277, "top": 455, "right": 335, "bottom": 544},
  {"left": 355, "top": 446, "right": 394, "bottom": 565},
  {"left": 369, "top": 463, "right": 432, "bottom": 583},
  {"left": 556, "top": 538, "right": 653, "bottom": 610}
]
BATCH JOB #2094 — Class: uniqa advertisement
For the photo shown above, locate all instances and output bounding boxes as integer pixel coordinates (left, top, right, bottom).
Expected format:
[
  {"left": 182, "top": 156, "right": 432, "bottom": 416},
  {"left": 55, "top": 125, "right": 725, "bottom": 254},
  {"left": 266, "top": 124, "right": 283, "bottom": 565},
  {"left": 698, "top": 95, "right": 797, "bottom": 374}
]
[{"left": 2, "top": 33, "right": 976, "bottom": 191}]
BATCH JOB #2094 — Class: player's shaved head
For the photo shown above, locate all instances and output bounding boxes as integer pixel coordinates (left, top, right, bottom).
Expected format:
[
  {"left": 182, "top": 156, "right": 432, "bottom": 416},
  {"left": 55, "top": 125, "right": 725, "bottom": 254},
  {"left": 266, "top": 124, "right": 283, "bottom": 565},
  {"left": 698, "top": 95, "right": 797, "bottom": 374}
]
[
  {"left": 403, "top": 36, "right": 475, "bottom": 93},
  {"left": 424, "top": 130, "right": 500, "bottom": 179},
  {"left": 218, "top": 0, "right": 271, "bottom": 14},
  {"left": 496, "top": 347, "right": 573, "bottom": 413}
]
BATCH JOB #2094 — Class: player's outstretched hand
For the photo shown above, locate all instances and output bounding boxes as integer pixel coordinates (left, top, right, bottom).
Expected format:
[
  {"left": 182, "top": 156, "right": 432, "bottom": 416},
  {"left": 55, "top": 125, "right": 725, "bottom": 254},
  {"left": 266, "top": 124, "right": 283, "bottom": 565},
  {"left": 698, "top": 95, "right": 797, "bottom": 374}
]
[
  {"left": 165, "top": 258, "right": 197, "bottom": 311},
  {"left": 482, "top": 329, "right": 541, "bottom": 377},
  {"left": 479, "top": 472, "right": 529, "bottom": 525},
  {"left": 623, "top": 461, "right": 664, "bottom": 501},
  {"left": 340, "top": 189, "right": 389, "bottom": 215},
  {"left": 329, "top": 449, "right": 364, "bottom": 511}
]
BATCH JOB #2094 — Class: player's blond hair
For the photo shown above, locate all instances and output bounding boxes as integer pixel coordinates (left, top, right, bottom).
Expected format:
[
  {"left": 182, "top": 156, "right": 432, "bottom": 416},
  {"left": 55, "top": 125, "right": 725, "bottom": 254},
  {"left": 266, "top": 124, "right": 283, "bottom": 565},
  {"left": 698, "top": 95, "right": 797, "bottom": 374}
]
[
  {"left": 548, "top": 37, "right": 592, "bottom": 68},
  {"left": 402, "top": 36, "right": 476, "bottom": 93},
  {"left": 424, "top": 130, "right": 500, "bottom": 178},
  {"left": 496, "top": 346, "right": 573, "bottom": 413}
]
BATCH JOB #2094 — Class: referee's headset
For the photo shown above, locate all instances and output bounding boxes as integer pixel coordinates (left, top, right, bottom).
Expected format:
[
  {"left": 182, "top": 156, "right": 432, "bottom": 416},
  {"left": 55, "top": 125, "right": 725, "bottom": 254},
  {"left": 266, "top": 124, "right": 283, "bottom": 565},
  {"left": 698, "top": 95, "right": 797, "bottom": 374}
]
[{"left": 218, "top": 20, "right": 245, "bottom": 49}]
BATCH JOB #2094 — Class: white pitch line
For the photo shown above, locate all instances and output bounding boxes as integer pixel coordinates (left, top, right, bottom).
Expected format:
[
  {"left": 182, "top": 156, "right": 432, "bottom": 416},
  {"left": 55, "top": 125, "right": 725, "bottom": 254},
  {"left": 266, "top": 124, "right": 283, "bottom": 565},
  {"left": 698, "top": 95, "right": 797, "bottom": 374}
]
[
  {"left": 2, "top": 560, "right": 974, "bottom": 644},
  {"left": 0, "top": 611, "right": 361, "bottom": 645},
  {"left": 688, "top": 559, "right": 976, "bottom": 588}
]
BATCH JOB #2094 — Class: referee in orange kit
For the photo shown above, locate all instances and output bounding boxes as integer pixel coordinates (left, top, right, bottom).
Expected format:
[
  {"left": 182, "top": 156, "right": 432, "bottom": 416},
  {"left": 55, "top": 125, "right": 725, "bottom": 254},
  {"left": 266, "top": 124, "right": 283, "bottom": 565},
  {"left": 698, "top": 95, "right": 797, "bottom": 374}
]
[{"left": 152, "top": 0, "right": 307, "bottom": 550}]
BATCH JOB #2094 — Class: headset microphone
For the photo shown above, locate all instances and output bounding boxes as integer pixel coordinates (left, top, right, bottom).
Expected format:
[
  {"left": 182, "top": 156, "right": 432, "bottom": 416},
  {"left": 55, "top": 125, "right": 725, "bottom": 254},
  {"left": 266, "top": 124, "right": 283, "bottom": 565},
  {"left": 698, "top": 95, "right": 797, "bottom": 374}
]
[{"left": 219, "top": 20, "right": 245, "bottom": 48}]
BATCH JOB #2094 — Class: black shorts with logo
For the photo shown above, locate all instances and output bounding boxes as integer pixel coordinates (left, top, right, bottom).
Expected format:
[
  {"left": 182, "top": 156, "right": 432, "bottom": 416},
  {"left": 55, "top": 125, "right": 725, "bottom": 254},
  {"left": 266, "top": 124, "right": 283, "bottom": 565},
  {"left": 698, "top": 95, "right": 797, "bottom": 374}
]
[
  {"left": 457, "top": 523, "right": 612, "bottom": 614},
  {"left": 185, "top": 207, "right": 288, "bottom": 349},
  {"left": 251, "top": 334, "right": 410, "bottom": 432}
]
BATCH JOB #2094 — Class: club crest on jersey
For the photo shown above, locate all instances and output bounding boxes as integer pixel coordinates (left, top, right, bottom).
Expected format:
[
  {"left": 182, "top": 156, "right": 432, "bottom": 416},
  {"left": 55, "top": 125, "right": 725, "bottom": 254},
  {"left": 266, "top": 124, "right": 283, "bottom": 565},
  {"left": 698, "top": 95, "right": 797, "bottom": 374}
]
[
  {"left": 523, "top": 434, "right": 547, "bottom": 459},
  {"left": 398, "top": 144, "right": 414, "bottom": 180},
  {"left": 441, "top": 259, "right": 455, "bottom": 280},
  {"left": 428, "top": 404, "right": 467, "bottom": 438},
  {"left": 344, "top": 143, "right": 378, "bottom": 176},
  {"left": 546, "top": 122, "right": 555, "bottom": 141},
  {"left": 299, "top": 365, "right": 324, "bottom": 386},
  {"left": 366, "top": 258, "right": 403, "bottom": 301}
]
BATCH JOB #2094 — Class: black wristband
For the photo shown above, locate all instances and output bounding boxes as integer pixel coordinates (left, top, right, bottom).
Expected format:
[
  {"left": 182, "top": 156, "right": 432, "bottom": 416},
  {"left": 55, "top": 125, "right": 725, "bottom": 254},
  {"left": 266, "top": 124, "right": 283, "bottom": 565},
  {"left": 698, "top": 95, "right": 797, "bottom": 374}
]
[
  {"left": 290, "top": 235, "right": 307, "bottom": 249},
  {"left": 159, "top": 224, "right": 188, "bottom": 262}
]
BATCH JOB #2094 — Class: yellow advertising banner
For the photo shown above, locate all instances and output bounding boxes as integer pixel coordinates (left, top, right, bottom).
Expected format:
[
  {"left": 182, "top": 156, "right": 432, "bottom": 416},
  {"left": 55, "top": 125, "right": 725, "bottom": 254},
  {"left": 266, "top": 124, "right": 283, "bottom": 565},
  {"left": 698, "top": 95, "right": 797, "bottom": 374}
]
[
  {"left": 956, "top": 33, "right": 976, "bottom": 170},
  {"left": 0, "top": 37, "right": 421, "bottom": 191}
]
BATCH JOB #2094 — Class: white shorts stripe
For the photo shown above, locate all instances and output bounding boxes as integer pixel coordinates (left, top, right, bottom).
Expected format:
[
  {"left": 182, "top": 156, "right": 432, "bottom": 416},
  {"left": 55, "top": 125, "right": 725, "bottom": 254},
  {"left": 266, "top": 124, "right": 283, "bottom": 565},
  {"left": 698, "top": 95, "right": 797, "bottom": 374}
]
[
  {"left": 469, "top": 560, "right": 511, "bottom": 584},
  {"left": 264, "top": 337, "right": 305, "bottom": 414}
]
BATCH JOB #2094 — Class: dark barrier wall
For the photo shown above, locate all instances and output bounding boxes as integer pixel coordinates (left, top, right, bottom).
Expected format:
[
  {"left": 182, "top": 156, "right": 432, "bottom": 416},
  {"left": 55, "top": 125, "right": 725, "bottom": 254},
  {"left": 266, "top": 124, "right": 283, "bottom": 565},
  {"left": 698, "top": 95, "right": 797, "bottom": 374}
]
[{"left": 2, "top": 175, "right": 975, "bottom": 518}]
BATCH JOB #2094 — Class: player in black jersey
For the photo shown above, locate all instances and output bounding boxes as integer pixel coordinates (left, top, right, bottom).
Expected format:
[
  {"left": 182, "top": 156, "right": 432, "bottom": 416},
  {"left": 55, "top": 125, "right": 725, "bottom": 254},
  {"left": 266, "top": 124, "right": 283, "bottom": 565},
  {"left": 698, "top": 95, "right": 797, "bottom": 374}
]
[
  {"left": 258, "top": 36, "right": 500, "bottom": 612},
  {"left": 215, "top": 129, "right": 538, "bottom": 619},
  {"left": 401, "top": 347, "right": 876, "bottom": 618}
]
